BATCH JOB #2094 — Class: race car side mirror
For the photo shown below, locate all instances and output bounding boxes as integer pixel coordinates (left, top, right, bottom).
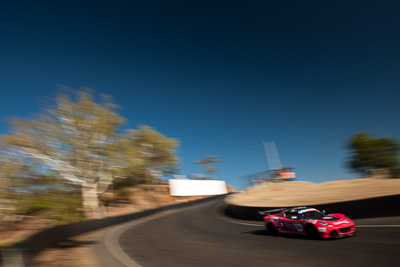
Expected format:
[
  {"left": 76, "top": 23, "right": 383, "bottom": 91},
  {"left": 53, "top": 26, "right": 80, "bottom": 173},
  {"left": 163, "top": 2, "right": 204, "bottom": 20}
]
[{"left": 322, "top": 210, "right": 326, "bottom": 214}]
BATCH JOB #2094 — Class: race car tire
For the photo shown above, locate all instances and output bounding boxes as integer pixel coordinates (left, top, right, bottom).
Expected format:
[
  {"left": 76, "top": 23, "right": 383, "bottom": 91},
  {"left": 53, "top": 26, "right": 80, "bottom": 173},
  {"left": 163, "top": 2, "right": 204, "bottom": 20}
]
[
  {"left": 267, "top": 223, "right": 277, "bottom": 235},
  {"left": 305, "top": 224, "right": 319, "bottom": 239}
]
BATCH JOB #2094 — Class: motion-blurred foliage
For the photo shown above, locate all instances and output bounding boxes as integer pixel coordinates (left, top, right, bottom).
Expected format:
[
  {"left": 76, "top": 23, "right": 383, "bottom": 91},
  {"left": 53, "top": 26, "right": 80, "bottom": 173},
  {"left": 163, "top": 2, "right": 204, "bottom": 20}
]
[
  {"left": 18, "top": 192, "right": 85, "bottom": 224},
  {"left": 347, "top": 132, "right": 400, "bottom": 178},
  {"left": 195, "top": 155, "right": 221, "bottom": 179},
  {"left": 113, "top": 125, "right": 179, "bottom": 187},
  {"left": 0, "top": 88, "right": 179, "bottom": 224}
]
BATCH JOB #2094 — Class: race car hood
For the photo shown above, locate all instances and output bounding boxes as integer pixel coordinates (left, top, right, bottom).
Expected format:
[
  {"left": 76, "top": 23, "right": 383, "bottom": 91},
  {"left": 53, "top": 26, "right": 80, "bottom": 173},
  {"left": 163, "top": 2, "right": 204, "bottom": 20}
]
[
  {"left": 319, "top": 214, "right": 351, "bottom": 224},
  {"left": 320, "top": 216, "right": 340, "bottom": 221}
]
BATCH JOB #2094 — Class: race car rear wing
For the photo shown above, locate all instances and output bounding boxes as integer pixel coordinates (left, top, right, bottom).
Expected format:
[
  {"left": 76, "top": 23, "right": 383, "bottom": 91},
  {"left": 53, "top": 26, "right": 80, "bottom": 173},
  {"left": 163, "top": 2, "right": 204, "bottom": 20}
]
[{"left": 258, "top": 208, "right": 287, "bottom": 216}]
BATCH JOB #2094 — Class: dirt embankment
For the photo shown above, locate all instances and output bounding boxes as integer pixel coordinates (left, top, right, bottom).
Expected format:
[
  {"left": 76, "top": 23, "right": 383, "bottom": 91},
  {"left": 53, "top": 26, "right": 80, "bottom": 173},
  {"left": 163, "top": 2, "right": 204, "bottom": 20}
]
[{"left": 226, "top": 178, "right": 400, "bottom": 207}]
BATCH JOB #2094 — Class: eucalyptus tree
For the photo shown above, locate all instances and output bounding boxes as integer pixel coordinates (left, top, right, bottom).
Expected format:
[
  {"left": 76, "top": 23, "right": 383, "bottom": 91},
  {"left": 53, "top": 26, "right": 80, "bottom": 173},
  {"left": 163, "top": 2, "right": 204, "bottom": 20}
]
[
  {"left": 1, "top": 89, "right": 124, "bottom": 218},
  {"left": 347, "top": 132, "right": 399, "bottom": 178},
  {"left": 195, "top": 155, "right": 221, "bottom": 179},
  {"left": 114, "top": 126, "right": 179, "bottom": 186}
]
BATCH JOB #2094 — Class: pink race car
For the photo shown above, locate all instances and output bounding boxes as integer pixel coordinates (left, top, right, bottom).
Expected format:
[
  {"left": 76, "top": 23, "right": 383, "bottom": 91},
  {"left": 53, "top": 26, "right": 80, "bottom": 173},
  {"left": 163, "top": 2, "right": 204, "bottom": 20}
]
[{"left": 259, "top": 207, "right": 356, "bottom": 238}]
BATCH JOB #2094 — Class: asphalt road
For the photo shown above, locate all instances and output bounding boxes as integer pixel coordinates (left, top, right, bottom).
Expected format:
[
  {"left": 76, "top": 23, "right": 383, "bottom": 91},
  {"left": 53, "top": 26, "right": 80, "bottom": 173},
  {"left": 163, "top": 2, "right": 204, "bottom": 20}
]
[{"left": 94, "top": 197, "right": 400, "bottom": 267}]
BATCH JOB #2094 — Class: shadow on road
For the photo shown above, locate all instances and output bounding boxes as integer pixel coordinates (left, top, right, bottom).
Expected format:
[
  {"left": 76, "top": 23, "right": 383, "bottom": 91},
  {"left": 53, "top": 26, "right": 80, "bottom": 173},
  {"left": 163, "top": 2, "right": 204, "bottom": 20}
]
[
  {"left": 241, "top": 229, "right": 273, "bottom": 236},
  {"left": 242, "top": 229, "right": 341, "bottom": 241},
  {"left": 53, "top": 239, "right": 99, "bottom": 248}
]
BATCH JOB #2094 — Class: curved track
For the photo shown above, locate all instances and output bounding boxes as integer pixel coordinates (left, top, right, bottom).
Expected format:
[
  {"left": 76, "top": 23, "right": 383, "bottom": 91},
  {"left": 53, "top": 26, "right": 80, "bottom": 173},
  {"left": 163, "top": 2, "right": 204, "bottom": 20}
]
[{"left": 95, "top": 197, "right": 400, "bottom": 267}]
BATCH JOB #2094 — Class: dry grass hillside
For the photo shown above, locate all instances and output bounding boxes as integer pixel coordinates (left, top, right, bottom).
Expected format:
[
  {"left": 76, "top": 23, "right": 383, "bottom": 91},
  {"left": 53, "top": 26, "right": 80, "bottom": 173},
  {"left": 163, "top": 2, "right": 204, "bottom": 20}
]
[{"left": 226, "top": 178, "right": 400, "bottom": 207}]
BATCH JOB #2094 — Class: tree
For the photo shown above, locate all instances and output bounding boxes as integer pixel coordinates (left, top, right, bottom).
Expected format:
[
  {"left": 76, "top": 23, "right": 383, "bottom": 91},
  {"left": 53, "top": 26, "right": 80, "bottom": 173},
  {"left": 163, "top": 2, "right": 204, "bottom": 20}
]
[
  {"left": 195, "top": 155, "right": 221, "bottom": 179},
  {"left": 113, "top": 126, "right": 179, "bottom": 186},
  {"left": 0, "top": 152, "right": 29, "bottom": 222},
  {"left": 1, "top": 89, "right": 124, "bottom": 218},
  {"left": 346, "top": 132, "right": 399, "bottom": 178}
]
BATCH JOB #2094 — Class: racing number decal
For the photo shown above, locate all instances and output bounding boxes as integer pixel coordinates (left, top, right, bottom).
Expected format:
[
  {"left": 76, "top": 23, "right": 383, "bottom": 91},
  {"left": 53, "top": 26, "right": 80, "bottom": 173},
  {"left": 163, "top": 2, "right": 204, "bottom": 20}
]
[{"left": 295, "top": 223, "right": 303, "bottom": 232}]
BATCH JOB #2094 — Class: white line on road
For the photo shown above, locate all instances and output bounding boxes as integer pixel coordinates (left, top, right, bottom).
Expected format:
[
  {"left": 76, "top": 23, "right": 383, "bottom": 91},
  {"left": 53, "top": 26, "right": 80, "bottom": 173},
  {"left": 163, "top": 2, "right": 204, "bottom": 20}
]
[
  {"left": 221, "top": 219, "right": 263, "bottom": 227},
  {"left": 104, "top": 201, "right": 215, "bottom": 267},
  {"left": 356, "top": 225, "right": 400, "bottom": 227}
]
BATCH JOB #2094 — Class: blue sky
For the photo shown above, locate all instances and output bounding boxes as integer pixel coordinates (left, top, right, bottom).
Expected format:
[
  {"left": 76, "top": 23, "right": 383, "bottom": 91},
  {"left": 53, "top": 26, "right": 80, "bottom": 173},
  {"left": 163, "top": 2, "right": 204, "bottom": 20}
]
[{"left": 1, "top": 0, "right": 399, "bottom": 189}]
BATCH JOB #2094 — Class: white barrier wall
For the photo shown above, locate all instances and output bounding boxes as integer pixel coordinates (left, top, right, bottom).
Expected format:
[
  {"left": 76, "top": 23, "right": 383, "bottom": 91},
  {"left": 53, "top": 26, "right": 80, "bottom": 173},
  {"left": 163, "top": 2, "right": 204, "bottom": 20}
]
[{"left": 169, "top": 179, "right": 228, "bottom": 196}]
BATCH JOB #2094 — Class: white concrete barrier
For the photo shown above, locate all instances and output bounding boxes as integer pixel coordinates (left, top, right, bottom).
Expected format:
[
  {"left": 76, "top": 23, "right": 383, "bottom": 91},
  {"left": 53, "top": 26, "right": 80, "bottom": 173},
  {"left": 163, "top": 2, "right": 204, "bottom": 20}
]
[{"left": 169, "top": 179, "right": 228, "bottom": 196}]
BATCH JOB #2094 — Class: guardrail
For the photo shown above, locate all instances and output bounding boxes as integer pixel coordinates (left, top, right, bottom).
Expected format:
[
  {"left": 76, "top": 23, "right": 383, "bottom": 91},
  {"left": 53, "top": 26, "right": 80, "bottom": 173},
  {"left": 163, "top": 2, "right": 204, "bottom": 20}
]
[
  {"left": 225, "top": 194, "right": 400, "bottom": 221},
  {"left": 1, "top": 195, "right": 224, "bottom": 267}
]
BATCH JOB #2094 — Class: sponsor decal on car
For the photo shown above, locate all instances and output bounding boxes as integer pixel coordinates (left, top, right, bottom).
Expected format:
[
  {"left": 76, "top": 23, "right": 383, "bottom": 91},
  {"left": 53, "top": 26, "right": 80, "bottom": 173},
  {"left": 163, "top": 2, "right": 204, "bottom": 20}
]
[
  {"left": 305, "top": 219, "right": 317, "bottom": 224},
  {"left": 318, "top": 227, "right": 327, "bottom": 232},
  {"left": 333, "top": 220, "right": 349, "bottom": 225},
  {"left": 294, "top": 222, "right": 303, "bottom": 231}
]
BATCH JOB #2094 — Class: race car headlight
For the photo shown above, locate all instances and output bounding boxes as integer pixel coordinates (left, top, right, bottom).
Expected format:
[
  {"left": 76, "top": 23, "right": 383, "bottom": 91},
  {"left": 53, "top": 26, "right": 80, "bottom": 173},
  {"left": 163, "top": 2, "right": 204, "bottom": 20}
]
[{"left": 320, "top": 222, "right": 332, "bottom": 227}]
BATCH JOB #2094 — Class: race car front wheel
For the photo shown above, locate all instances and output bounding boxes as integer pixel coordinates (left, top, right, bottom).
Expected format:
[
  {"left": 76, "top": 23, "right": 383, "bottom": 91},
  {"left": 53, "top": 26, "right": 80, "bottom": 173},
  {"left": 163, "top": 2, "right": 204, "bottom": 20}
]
[
  {"left": 305, "top": 224, "right": 319, "bottom": 239},
  {"left": 267, "top": 223, "right": 277, "bottom": 235}
]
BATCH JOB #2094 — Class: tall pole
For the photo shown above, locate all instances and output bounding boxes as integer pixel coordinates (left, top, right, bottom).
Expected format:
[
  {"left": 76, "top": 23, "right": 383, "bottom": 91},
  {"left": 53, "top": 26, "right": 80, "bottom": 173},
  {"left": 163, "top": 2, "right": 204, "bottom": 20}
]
[{"left": 263, "top": 141, "right": 282, "bottom": 171}]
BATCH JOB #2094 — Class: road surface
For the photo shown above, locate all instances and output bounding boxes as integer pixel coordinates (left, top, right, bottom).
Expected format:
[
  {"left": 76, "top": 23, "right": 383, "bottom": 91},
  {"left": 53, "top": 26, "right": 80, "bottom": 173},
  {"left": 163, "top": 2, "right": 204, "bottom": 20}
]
[{"left": 93, "top": 196, "right": 400, "bottom": 267}]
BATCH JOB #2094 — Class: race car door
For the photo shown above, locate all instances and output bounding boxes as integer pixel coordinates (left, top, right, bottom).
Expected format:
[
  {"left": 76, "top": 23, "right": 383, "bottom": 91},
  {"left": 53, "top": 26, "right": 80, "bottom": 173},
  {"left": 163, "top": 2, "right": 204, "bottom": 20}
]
[{"left": 282, "top": 211, "right": 299, "bottom": 233}]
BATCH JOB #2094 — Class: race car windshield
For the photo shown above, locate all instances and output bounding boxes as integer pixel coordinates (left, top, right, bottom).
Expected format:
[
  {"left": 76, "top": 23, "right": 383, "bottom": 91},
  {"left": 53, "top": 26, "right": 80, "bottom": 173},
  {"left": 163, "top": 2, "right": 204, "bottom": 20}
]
[{"left": 298, "top": 211, "right": 325, "bottom": 219}]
